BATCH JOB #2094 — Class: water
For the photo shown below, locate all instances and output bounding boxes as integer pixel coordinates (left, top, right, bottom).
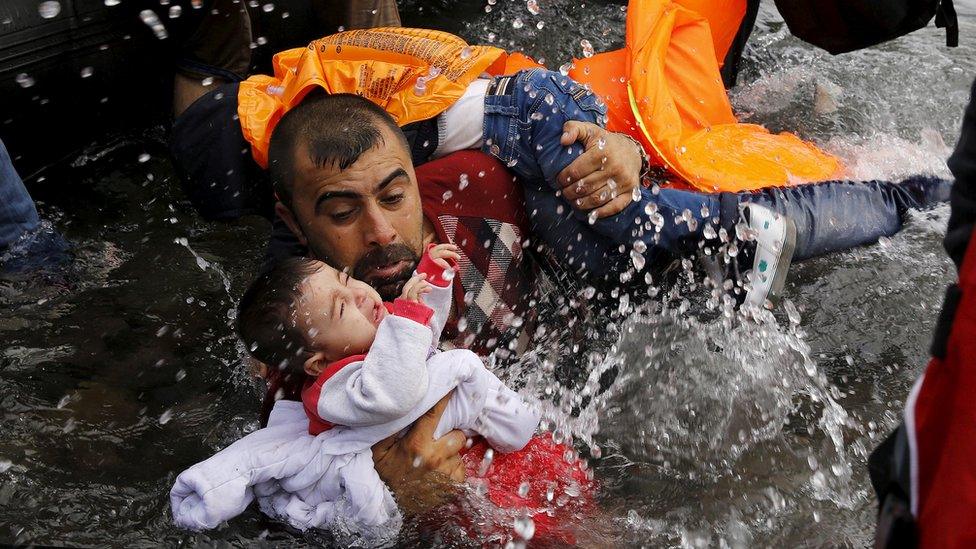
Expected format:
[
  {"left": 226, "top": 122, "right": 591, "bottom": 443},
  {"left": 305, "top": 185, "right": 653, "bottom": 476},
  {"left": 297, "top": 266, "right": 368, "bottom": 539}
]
[{"left": 2, "top": 0, "right": 975, "bottom": 546}]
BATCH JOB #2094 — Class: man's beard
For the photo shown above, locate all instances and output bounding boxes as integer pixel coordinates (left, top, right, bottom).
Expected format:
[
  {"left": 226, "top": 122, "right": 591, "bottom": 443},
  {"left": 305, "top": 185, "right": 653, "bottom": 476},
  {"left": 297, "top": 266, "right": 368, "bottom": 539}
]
[{"left": 352, "top": 243, "right": 420, "bottom": 301}]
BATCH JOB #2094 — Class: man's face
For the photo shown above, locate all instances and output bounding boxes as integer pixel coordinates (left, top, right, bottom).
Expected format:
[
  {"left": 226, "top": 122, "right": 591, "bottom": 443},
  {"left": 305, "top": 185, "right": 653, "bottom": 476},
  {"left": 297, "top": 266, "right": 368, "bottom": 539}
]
[{"left": 276, "top": 125, "right": 426, "bottom": 301}]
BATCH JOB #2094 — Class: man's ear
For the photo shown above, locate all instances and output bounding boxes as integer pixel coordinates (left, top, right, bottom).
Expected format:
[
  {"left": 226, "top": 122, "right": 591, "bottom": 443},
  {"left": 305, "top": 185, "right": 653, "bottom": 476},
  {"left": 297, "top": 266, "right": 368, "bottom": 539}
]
[
  {"left": 303, "top": 351, "right": 329, "bottom": 377},
  {"left": 275, "top": 201, "right": 308, "bottom": 248}
]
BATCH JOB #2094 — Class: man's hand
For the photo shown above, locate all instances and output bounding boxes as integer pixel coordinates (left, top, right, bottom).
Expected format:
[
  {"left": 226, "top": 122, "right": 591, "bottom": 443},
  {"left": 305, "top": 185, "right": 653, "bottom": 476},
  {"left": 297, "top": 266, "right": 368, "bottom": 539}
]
[
  {"left": 558, "top": 121, "right": 645, "bottom": 218},
  {"left": 372, "top": 393, "right": 467, "bottom": 515}
]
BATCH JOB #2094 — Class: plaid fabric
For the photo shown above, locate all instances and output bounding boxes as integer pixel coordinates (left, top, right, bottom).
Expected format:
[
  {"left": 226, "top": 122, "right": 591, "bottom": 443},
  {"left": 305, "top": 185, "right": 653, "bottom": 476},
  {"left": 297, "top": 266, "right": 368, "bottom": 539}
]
[
  {"left": 436, "top": 214, "right": 533, "bottom": 355},
  {"left": 416, "top": 151, "right": 537, "bottom": 356}
]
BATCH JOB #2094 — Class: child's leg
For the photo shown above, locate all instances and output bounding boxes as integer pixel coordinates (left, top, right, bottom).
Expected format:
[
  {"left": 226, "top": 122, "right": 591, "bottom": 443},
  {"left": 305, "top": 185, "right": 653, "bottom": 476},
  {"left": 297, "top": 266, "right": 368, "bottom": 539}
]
[{"left": 481, "top": 69, "right": 727, "bottom": 266}]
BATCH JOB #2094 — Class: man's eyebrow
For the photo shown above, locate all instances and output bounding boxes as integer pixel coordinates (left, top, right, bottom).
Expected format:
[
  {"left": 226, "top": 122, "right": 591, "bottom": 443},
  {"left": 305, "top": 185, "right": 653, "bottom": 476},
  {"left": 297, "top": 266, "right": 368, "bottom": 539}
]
[
  {"left": 313, "top": 168, "right": 408, "bottom": 214},
  {"left": 375, "top": 168, "right": 409, "bottom": 193}
]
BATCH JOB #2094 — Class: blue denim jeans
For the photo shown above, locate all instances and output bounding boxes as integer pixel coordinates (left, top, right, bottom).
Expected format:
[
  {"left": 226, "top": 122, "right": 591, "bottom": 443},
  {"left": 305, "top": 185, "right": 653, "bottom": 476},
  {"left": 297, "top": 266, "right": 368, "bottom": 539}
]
[
  {"left": 482, "top": 69, "right": 952, "bottom": 277},
  {"left": 0, "top": 139, "right": 40, "bottom": 250}
]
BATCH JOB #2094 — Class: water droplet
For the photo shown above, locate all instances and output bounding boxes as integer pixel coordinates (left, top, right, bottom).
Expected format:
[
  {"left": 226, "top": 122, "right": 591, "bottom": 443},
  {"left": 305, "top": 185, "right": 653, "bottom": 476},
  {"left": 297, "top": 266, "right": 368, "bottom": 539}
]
[
  {"left": 104, "top": 0, "right": 120, "bottom": 5},
  {"left": 632, "top": 187, "right": 641, "bottom": 202},
  {"left": 558, "top": 63, "right": 572, "bottom": 76},
  {"left": 159, "top": 409, "right": 174, "bottom": 425},
  {"left": 631, "top": 251, "right": 646, "bottom": 271},
  {"left": 458, "top": 173, "right": 469, "bottom": 190},
  {"left": 168, "top": 5, "right": 182, "bottom": 17},
  {"left": 412, "top": 455, "right": 423, "bottom": 468},
  {"left": 512, "top": 17, "right": 524, "bottom": 29},
  {"left": 590, "top": 444, "right": 602, "bottom": 458},
  {"left": 0, "top": 460, "right": 12, "bottom": 473},
  {"left": 201, "top": 76, "right": 214, "bottom": 87},
  {"left": 536, "top": 20, "right": 545, "bottom": 29},
  {"left": 700, "top": 205, "right": 710, "bottom": 218},
  {"left": 514, "top": 516, "right": 535, "bottom": 540},
  {"left": 526, "top": 0, "right": 540, "bottom": 14},
  {"left": 175, "top": 369, "right": 187, "bottom": 381},
  {"left": 580, "top": 39, "right": 594, "bottom": 58},
  {"left": 38, "top": 1, "right": 61, "bottom": 19},
  {"left": 544, "top": 93, "right": 554, "bottom": 106},
  {"left": 15, "top": 73, "right": 35, "bottom": 88},
  {"left": 703, "top": 223, "right": 717, "bottom": 239},
  {"left": 477, "top": 448, "right": 494, "bottom": 476},
  {"left": 587, "top": 210, "right": 598, "bottom": 225},
  {"left": 262, "top": 2, "right": 274, "bottom": 12},
  {"left": 530, "top": 111, "right": 544, "bottom": 120},
  {"left": 79, "top": 66, "right": 94, "bottom": 78},
  {"left": 460, "top": 46, "right": 473, "bottom": 60},
  {"left": 546, "top": 484, "right": 555, "bottom": 501},
  {"left": 138, "top": 153, "right": 151, "bottom": 163},
  {"left": 442, "top": 190, "right": 453, "bottom": 202},
  {"left": 139, "top": 10, "right": 169, "bottom": 39}
]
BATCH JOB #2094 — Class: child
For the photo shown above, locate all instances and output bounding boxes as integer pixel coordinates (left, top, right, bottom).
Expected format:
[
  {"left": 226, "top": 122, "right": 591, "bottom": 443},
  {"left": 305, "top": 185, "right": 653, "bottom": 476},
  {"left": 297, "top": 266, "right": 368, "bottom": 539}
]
[{"left": 170, "top": 244, "right": 552, "bottom": 544}]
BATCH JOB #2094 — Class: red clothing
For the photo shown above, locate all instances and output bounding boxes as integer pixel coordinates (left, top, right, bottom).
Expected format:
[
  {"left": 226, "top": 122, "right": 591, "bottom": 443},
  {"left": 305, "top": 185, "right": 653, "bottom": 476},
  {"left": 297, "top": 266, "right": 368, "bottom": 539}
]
[
  {"left": 461, "top": 435, "right": 595, "bottom": 543},
  {"left": 417, "top": 150, "right": 536, "bottom": 356}
]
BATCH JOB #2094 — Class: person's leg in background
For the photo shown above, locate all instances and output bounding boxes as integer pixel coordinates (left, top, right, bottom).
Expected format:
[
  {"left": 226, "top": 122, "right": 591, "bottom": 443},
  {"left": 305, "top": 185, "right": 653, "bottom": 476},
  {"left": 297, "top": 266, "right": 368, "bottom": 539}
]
[
  {"left": 171, "top": 0, "right": 252, "bottom": 117},
  {"left": 0, "top": 139, "right": 70, "bottom": 274},
  {"left": 313, "top": 0, "right": 401, "bottom": 30}
]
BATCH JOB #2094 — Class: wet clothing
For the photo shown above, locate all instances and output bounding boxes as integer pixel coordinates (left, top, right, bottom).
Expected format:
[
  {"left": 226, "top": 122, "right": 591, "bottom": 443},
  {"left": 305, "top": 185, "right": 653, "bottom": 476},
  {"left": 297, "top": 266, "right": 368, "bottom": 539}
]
[
  {"left": 171, "top": 360, "right": 539, "bottom": 543},
  {"left": 302, "top": 247, "right": 456, "bottom": 436},
  {"left": 870, "top": 77, "right": 976, "bottom": 548},
  {"left": 0, "top": 138, "right": 70, "bottom": 273},
  {"left": 0, "top": 138, "right": 39, "bottom": 249},
  {"left": 476, "top": 69, "right": 953, "bottom": 277}
]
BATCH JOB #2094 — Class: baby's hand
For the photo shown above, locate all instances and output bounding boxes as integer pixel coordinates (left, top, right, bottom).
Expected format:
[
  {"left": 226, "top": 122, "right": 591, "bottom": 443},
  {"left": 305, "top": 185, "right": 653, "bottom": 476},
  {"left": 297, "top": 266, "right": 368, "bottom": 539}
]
[
  {"left": 428, "top": 243, "right": 461, "bottom": 270},
  {"left": 400, "top": 273, "right": 433, "bottom": 303}
]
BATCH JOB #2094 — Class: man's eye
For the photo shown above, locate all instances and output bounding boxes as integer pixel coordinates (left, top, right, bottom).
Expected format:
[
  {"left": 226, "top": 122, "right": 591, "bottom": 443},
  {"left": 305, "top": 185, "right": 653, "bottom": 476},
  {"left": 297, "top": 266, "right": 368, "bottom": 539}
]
[
  {"left": 331, "top": 209, "right": 355, "bottom": 221},
  {"left": 382, "top": 193, "right": 404, "bottom": 205}
]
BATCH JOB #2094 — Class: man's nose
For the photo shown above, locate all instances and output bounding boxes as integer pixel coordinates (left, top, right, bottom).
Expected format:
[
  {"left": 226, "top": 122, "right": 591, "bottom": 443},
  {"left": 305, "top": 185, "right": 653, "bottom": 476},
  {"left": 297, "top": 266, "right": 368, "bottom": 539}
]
[{"left": 363, "top": 204, "right": 398, "bottom": 247}]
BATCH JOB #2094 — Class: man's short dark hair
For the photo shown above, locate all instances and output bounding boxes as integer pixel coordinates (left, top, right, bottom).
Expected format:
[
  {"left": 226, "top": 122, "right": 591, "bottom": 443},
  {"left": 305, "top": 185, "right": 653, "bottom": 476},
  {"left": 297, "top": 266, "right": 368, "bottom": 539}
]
[
  {"left": 268, "top": 91, "right": 409, "bottom": 208},
  {"left": 236, "top": 257, "right": 323, "bottom": 374}
]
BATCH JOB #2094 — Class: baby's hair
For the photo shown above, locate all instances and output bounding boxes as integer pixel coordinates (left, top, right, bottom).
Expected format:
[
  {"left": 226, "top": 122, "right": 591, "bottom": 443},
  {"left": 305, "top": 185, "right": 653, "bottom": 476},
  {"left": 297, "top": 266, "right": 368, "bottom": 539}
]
[{"left": 237, "top": 257, "right": 323, "bottom": 375}]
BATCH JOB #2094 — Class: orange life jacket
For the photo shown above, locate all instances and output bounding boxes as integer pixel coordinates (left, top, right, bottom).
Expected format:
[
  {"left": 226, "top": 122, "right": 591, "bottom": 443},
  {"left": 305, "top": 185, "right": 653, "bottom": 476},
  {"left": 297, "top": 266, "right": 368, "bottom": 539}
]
[
  {"left": 569, "top": 0, "right": 842, "bottom": 192},
  {"left": 238, "top": 3, "right": 844, "bottom": 191},
  {"left": 238, "top": 27, "right": 514, "bottom": 168}
]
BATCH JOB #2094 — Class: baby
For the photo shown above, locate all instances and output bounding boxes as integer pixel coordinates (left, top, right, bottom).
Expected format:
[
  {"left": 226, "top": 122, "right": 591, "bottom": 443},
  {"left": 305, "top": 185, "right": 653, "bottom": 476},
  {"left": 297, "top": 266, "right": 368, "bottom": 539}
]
[{"left": 171, "top": 244, "right": 543, "bottom": 544}]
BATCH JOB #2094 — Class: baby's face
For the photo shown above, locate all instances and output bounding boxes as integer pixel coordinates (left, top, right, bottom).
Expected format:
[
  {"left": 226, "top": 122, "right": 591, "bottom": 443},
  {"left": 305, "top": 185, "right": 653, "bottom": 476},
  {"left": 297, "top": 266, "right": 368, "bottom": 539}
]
[{"left": 296, "top": 262, "right": 387, "bottom": 362}]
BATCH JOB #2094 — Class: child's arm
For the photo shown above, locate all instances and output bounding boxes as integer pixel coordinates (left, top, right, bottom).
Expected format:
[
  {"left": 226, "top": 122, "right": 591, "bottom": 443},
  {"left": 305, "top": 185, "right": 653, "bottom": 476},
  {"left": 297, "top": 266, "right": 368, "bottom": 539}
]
[
  {"left": 431, "top": 350, "right": 541, "bottom": 453},
  {"left": 306, "top": 278, "right": 436, "bottom": 428},
  {"left": 415, "top": 243, "right": 459, "bottom": 344}
]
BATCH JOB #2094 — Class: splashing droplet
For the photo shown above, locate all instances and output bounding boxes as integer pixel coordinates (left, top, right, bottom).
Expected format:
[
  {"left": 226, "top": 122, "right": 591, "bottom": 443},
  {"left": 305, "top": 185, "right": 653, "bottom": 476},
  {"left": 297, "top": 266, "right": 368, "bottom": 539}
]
[
  {"left": 580, "top": 39, "right": 594, "bottom": 58},
  {"left": 526, "top": 0, "right": 540, "bottom": 15},
  {"left": 159, "top": 409, "right": 174, "bottom": 425},
  {"left": 38, "top": 1, "right": 61, "bottom": 19},
  {"left": 15, "top": 73, "right": 35, "bottom": 88},
  {"left": 512, "top": 17, "right": 524, "bottom": 29}
]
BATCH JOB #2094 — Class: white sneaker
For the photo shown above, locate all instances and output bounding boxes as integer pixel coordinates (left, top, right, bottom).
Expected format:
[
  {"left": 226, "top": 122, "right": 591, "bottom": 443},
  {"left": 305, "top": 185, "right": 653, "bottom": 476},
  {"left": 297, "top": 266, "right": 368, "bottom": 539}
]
[{"left": 740, "top": 203, "right": 797, "bottom": 308}]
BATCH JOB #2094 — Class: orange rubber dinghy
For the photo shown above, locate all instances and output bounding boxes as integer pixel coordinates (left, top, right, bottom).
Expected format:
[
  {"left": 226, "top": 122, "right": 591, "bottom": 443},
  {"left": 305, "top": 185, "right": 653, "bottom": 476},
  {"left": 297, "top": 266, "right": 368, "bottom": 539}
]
[{"left": 238, "top": 0, "right": 843, "bottom": 191}]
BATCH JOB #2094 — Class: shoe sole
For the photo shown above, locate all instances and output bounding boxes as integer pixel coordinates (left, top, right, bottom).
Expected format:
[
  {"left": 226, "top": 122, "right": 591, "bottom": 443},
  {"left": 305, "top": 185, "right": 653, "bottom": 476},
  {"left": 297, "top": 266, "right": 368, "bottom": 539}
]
[{"left": 766, "top": 217, "right": 797, "bottom": 305}]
